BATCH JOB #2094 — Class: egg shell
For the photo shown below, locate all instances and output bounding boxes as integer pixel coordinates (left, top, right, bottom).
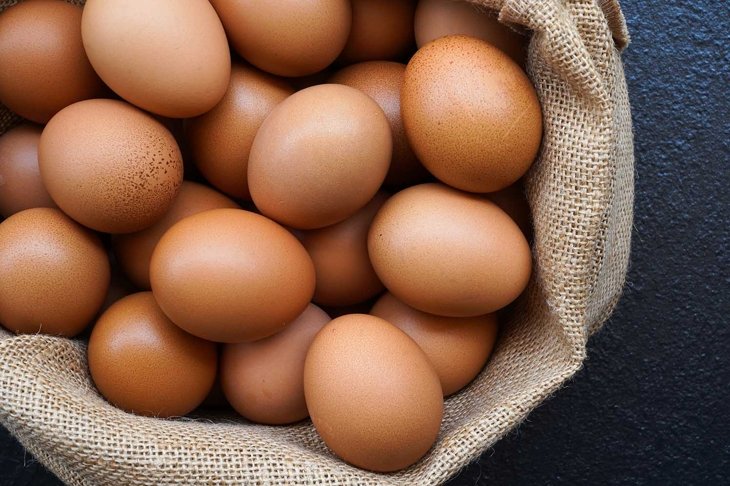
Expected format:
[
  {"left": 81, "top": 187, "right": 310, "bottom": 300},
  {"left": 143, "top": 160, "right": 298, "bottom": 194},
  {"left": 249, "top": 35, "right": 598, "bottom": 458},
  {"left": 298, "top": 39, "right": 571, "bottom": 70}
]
[
  {"left": 0, "top": 208, "right": 110, "bottom": 336},
  {"left": 210, "top": 0, "right": 351, "bottom": 77},
  {"left": 185, "top": 64, "right": 293, "bottom": 200},
  {"left": 304, "top": 314, "right": 443, "bottom": 472},
  {"left": 487, "top": 180, "right": 532, "bottom": 238},
  {"left": 248, "top": 84, "right": 391, "bottom": 230},
  {"left": 0, "top": 0, "right": 106, "bottom": 123},
  {"left": 298, "top": 192, "right": 388, "bottom": 307},
  {"left": 368, "top": 183, "right": 532, "bottom": 316},
  {"left": 38, "top": 99, "right": 184, "bottom": 234},
  {"left": 0, "top": 124, "right": 57, "bottom": 217},
  {"left": 150, "top": 208, "right": 316, "bottom": 343},
  {"left": 339, "top": 0, "right": 416, "bottom": 63},
  {"left": 81, "top": 0, "right": 230, "bottom": 117},
  {"left": 402, "top": 35, "right": 542, "bottom": 193},
  {"left": 371, "top": 292, "right": 498, "bottom": 396},
  {"left": 329, "top": 61, "right": 430, "bottom": 187},
  {"left": 221, "top": 304, "right": 331, "bottom": 424},
  {"left": 88, "top": 292, "right": 217, "bottom": 417},
  {"left": 112, "top": 182, "right": 239, "bottom": 289},
  {"left": 414, "top": 0, "right": 527, "bottom": 65}
]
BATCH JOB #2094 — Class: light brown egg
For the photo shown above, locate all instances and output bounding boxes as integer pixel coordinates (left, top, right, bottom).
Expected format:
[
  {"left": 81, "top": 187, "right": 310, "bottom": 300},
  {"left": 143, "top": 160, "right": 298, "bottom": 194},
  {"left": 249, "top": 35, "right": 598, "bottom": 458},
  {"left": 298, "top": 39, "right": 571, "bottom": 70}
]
[
  {"left": 414, "top": 0, "right": 526, "bottom": 65},
  {"left": 221, "top": 304, "right": 331, "bottom": 424},
  {"left": 487, "top": 180, "right": 532, "bottom": 238},
  {"left": 0, "top": 0, "right": 106, "bottom": 123},
  {"left": 88, "top": 292, "right": 217, "bottom": 417},
  {"left": 339, "top": 0, "right": 416, "bottom": 63},
  {"left": 249, "top": 84, "right": 391, "bottom": 230},
  {"left": 112, "top": 182, "right": 239, "bottom": 289},
  {"left": 38, "top": 99, "right": 183, "bottom": 234},
  {"left": 371, "top": 293, "right": 498, "bottom": 396},
  {"left": 0, "top": 208, "right": 110, "bottom": 336},
  {"left": 329, "top": 61, "right": 429, "bottom": 187},
  {"left": 210, "top": 0, "right": 351, "bottom": 77},
  {"left": 368, "top": 183, "right": 532, "bottom": 316},
  {"left": 185, "top": 64, "right": 293, "bottom": 200},
  {"left": 304, "top": 314, "right": 443, "bottom": 472},
  {"left": 298, "top": 192, "right": 388, "bottom": 307},
  {"left": 0, "top": 124, "right": 56, "bottom": 217},
  {"left": 150, "top": 208, "right": 315, "bottom": 343},
  {"left": 402, "top": 35, "right": 542, "bottom": 193},
  {"left": 81, "top": 0, "right": 230, "bottom": 117}
]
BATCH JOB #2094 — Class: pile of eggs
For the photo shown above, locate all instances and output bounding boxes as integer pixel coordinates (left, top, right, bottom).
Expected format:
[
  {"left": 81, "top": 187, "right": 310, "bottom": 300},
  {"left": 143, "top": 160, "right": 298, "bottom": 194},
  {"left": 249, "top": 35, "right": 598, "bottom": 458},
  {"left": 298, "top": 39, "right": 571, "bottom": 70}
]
[{"left": 0, "top": 0, "right": 541, "bottom": 473}]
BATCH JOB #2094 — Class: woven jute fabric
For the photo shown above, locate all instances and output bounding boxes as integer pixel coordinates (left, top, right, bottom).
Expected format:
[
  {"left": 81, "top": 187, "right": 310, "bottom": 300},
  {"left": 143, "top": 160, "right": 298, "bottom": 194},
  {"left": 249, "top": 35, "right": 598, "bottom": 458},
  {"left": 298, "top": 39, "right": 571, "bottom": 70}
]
[{"left": 0, "top": 0, "right": 634, "bottom": 484}]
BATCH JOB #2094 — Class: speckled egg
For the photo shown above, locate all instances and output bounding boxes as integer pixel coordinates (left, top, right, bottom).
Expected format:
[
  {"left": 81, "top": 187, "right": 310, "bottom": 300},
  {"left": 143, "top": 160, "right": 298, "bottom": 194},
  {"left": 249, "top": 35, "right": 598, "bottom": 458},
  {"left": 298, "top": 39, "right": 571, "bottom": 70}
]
[
  {"left": 38, "top": 99, "right": 183, "bottom": 234},
  {"left": 88, "top": 292, "right": 217, "bottom": 417},
  {"left": 304, "top": 314, "right": 443, "bottom": 472},
  {"left": 0, "top": 124, "right": 56, "bottom": 217},
  {"left": 112, "top": 182, "right": 239, "bottom": 289},
  {"left": 368, "top": 183, "right": 532, "bottom": 316},
  {"left": 150, "top": 209, "right": 316, "bottom": 343},
  {"left": 185, "top": 64, "right": 293, "bottom": 200},
  {"left": 339, "top": 0, "right": 415, "bottom": 63},
  {"left": 0, "top": 0, "right": 106, "bottom": 123},
  {"left": 0, "top": 208, "right": 110, "bottom": 336},
  {"left": 402, "top": 35, "right": 542, "bottom": 193}
]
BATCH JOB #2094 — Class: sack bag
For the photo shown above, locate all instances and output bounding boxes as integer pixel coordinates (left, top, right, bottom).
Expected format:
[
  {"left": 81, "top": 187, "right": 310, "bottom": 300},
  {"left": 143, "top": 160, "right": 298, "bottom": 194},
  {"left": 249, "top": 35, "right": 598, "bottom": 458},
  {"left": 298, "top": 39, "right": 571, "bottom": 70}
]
[{"left": 0, "top": 0, "right": 634, "bottom": 484}]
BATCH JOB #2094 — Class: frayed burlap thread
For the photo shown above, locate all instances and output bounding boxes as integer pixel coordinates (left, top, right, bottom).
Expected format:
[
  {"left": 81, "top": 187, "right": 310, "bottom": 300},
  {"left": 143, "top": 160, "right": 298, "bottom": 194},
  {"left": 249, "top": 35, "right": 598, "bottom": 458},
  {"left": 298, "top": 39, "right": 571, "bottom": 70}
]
[{"left": 0, "top": 0, "right": 634, "bottom": 484}]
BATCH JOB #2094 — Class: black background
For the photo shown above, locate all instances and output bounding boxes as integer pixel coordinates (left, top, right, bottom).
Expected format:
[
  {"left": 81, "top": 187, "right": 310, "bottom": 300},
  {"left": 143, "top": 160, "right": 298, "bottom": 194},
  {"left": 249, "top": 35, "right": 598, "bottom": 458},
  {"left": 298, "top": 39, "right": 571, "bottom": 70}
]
[{"left": 1, "top": 1, "right": 729, "bottom": 484}]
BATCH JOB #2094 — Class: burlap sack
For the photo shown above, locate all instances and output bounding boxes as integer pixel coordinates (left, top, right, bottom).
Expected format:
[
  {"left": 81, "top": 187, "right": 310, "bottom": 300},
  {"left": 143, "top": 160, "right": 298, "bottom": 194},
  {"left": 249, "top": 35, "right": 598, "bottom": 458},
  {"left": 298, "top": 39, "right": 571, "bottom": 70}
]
[{"left": 0, "top": 0, "right": 634, "bottom": 484}]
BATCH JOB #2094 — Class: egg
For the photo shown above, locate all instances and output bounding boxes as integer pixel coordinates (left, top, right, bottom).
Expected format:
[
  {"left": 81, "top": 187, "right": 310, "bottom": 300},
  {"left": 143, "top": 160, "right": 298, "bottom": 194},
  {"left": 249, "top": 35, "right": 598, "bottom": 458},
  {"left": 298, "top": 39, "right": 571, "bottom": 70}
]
[
  {"left": 371, "top": 293, "right": 498, "bottom": 396},
  {"left": 304, "top": 314, "right": 443, "bottom": 472},
  {"left": 339, "top": 0, "right": 416, "bottom": 63},
  {"left": 249, "top": 84, "right": 391, "bottom": 229},
  {"left": 414, "top": 0, "right": 526, "bottom": 65},
  {"left": 38, "top": 99, "right": 183, "bottom": 234},
  {"left": 402, "top": 35, "right": 542, "bottom": 193},
  {"left": 0, "top": 208, "right": 110, "bottom": 336},
  {"left": 81, "top": 0, "right": 230, "bottom": 118},
  {"left": 329, "top": 61, "right": 430, "bottom": 187},
  {"left": 150, "top": 208, "right": 315, "bottom": 343},
  {"left": 112, "top": 182, "right": 239, "bottom": 289},
  {"left": 368, "top": 183, "right": 532, "bottom": 316},
  {"left": 487, "top": 180, "right": 532, "bottom": 238},
  {"left": 0, "top": 124, "right": 56, "bottom": 217},
  {"left": 88, "top": 292, "right": 217, "bottom": 417},
  {"left": 221, "top": 304, "right": 331, "bottom": 425},
  {"left": 210, "top": 0, "right": 351, "bottom": 77},
  {"left": 298, "top": 192, "right": 387, "bottom": 307},
  {"left": 185, "top": 64, "right": 293, "bottom": 200},
  {"left": 0, "top": 0, "right": 106, "bottom": 123}
]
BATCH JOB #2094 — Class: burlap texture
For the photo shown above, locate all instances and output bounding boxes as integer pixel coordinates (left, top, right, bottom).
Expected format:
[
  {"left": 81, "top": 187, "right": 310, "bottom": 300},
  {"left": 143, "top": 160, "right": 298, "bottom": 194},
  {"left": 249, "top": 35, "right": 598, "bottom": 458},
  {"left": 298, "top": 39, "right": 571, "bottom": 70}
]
[{"left": 0, "top": 0, "right": 634, "bottom": 484}]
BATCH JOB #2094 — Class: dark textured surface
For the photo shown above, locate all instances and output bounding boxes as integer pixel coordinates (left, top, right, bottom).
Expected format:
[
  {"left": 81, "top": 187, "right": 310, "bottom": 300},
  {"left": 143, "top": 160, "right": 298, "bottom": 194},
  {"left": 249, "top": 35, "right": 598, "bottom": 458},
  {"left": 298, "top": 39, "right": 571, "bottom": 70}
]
[{"left": 1, "top": 1, "right": 729, "bottom": 485}]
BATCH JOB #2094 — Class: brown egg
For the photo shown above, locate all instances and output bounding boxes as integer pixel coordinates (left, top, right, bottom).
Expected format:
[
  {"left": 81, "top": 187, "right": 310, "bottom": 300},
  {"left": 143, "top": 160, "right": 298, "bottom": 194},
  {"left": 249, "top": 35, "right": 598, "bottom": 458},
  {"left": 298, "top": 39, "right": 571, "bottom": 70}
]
[
  {"left": 299, "top": 192, "right": 388, "bottom": 307},
  {"left": 88, "top": 292, "right": 217, "bottom": 417},
  {"left": 402, "top": 35, "right": 542, "bottom": 193},
  {"left": 249, "top": 84, "right": 391, "bottom": 230},
  {"left": 185, "top": 64, "right": 293, "bottom": 200},
  {"left": 371, "top": 293, "right": 498, "bottom": 396},
  {"left": 81, "top": 0, "right": 230, "bottom": 117},
  {"left": 210, "top": 0, "right": 351, "bottom": 77},
  {"left": 414, "top": 0, "right": 527, "bottom": 65},
  {"left": 112, "top": 182, "right": 239, "bottom": 289},
  {"left": 487, "top": 180, "right": 532, "bottom": 238},
  {"left": 150, "top": 209, "right": 315, "bottom": 343},
  {"left": 221, "top": 304, "right": 331, "bottom": 424},
  {"left": 0, "top": 208, "right": 110, "bottom": 336},
  {"left": 304, "top": 314, "right": 443, "bottom": 472},
  {"left": 0, "top": 0, "right": 106, "bottom": 123},
  {"left": 39, "top": 99, "right": 183, "bottom": 234},
  {"left": 368, "top": 183, "right": 532, "bottom": 316},
  {"left": 329, "top": 61, "right": 429, "bottom": 187},
  {"left": 0, "top": 124, "right": 56, "bottom": 217},
  {"left": 98, "top": 266, "right": 138, "bottom": 317},
  {"left": 339, "top": 0, "right": 416, "bottom": 63}
]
